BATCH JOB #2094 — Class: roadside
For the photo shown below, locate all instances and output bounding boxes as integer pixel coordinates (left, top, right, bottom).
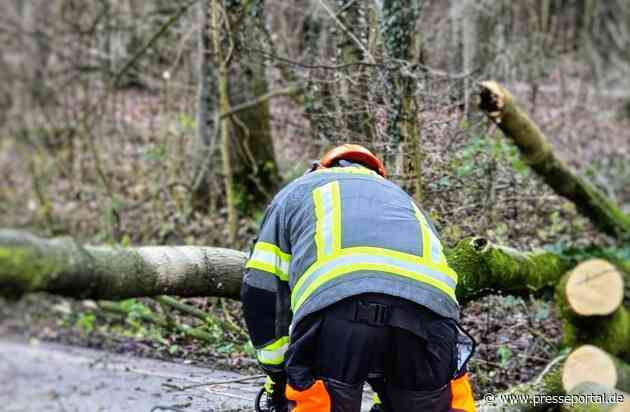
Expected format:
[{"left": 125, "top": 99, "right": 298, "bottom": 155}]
[{"left": 0, "top": 339, "right": 258, "bottom": 412}]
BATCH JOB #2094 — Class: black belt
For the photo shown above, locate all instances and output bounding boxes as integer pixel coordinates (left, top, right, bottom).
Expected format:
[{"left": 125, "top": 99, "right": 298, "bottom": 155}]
[
  {"left": 323, "top": 294, "right": 476, "bottom": 377},
  {"left": 324, "top": 294, "right": 448, "bottom": 340}
]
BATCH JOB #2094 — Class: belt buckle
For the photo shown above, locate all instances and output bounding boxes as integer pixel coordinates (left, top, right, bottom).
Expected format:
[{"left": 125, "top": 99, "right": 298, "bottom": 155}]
[{"left": 355, "top": 301, "right": 389, "bottom": 326}]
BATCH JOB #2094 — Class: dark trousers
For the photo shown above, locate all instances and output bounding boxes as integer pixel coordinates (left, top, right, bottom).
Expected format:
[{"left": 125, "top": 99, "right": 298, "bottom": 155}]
[{"left": 284, "top": 293, "right": 459, "bottom": 412}]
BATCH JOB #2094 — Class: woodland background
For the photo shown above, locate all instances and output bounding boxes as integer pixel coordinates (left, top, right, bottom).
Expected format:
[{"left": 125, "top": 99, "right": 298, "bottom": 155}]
[{"left": 1, "top": 0, "right": 630, "bottom": 402}]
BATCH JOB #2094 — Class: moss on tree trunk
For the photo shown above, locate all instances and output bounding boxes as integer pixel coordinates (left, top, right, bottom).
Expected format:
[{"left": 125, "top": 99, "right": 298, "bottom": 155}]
[
  {"left": 447, "top": 236, "right": 574, "bottom": 302},
  {"left": 0, "top": 229, "right": 246, "bottom": 300},
  {"left": 478, "top": 81, "right": 630, "bottom": 240}
]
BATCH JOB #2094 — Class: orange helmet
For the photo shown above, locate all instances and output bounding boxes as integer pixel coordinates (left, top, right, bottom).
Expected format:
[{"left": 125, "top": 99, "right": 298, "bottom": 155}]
[{"left": 319, "top": 144, "right": 387, "bottom": 177}]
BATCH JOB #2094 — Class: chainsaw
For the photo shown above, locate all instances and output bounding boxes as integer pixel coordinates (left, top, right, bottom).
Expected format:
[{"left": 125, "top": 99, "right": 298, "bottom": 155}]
[{"left": 254, "top": 386, "right": 288, "bottom": 412}]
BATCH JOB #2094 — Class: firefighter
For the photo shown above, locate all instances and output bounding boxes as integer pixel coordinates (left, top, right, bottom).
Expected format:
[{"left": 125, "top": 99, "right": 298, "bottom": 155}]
[{"left": 242, "top": 144, "right": 476, "bottom": 412}]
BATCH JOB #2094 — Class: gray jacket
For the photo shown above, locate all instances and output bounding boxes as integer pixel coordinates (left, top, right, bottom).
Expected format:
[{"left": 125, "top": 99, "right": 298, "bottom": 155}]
[{"left": 243, "top": 162, "right": 460, "bottom": 367}]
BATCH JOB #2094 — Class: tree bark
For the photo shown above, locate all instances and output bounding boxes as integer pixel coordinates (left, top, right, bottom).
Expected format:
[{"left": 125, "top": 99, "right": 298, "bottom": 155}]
[
  {"left": 556, "top": 261, "right": 630, "bottom": 359},
  {"left": 223, "top": 1, "right": 281, "bottom": 212},
  {"left": 478, "top": 81, "right": 630, "bottom": 240},
  {"left": 3, "top": 229, "right": 624, "bottom": 304},
  {"left": 381, "top": 0, "right": 424, "bottom": 198},
  {"left": 0, "top": 229, "right": 245, "bottom": 300},
  {"left": 335, "top": 0, "right": 375, "bottom": 144},
  {"left": 212, "top": 0, "right": 238, "bottom": 244},
  {"left": 191, "top": 0, "right": 216, "bottom": 213}
]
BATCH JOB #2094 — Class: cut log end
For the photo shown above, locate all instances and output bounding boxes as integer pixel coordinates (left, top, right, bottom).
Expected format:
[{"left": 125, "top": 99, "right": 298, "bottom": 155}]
[
  {"left": 566, "top": 259, "right": 624, "bottom": 316},
  {"left": 613, "top": 397, "right": 630, "bottom": 412},
  {"left": 478, "top": 81, "right": 505, "bottom": 123},
  {"left": 470, "top": 236, "right": 490, "bottom": 252},
  {"left": 562, "top": 345, "right": 617, "bottom": 392}
]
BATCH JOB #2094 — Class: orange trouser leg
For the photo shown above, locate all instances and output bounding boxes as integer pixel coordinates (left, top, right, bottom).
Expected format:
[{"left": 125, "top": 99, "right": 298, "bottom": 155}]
[
  {"left": 286, "top": 380, "right": 331, "bottom": 412},
  {"left": 450, "top": 373, "right": 476, "bottom": 412}
]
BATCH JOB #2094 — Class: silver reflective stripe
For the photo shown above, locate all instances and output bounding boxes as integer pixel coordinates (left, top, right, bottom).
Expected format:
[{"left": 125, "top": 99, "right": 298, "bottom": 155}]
[
  {"left": 428, "top": 230, "right": 443, "bottom": 263},
  {"left": 292, "top": 253, "right": 456, "bottom": 307},
  {"left": 320, "top": 183, "right": 335, "bottom": 256},
  {"left": 250, "top": 248, "right": 290, "bottom": 277},
  {"left": 412, "top": 202, "right": 443, "bottom": 264}
]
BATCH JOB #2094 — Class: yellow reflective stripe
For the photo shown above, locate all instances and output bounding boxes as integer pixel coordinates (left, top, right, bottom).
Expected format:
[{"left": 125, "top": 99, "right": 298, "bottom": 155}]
[
  {"left": 372, "top": 393, "right": 381, "bottom": 405},
  {"left": 246, "top": 241, "right": 291, "bottom": 281},
  {"left": 339, "top": 246, "right": 457, "bottom": 282},
  {"left": 256, "top": 336, "right": 289, "bottom": 365},
  {"left": 254, "top": 242, "right": 291, "bottom": 262},
  {"left": 313, "top": 189, "right": 325, "bottom": 260},
  {"left": 293, "top": 247, "right": 457, "bottom": 293},
  {"left": 293, "top": 261, "right": 456, "bottom": 311},
  {"left": 330, "top": 182, "right": 342, "bottom": 253},
  {"left": 315, "top": 166, "right": 381, "bottom": 177},
  {"left": 246, "top": 261, "right": 288, "bottom": 281}
]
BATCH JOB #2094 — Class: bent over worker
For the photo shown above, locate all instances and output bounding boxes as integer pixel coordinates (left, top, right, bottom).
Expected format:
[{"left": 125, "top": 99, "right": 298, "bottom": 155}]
[{"left": 242, "top": 144, "right": 476, "bottom": 412}]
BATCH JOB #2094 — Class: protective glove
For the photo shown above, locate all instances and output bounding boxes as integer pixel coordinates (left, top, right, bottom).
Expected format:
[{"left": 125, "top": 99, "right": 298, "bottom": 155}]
[
  {"left": 369, "top": 393, "right": 386, "bottom": 412},
  {"left": 263, "top": 373, "right": 288, "bottom": 412}
]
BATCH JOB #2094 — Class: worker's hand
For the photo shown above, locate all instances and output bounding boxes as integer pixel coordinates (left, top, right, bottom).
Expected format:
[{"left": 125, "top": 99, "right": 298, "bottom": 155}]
[{"left": 263, "top": 373, "right": 288, "bottom": 412}]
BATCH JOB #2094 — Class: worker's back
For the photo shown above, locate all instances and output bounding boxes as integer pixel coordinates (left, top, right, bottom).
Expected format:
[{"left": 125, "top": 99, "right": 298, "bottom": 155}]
[{"left": 246, "top": 162, "right": 460, "bottom": 328}]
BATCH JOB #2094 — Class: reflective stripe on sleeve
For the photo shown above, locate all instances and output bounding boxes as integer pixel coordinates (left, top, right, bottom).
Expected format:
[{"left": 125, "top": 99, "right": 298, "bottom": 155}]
[
  {"left": 256, "top": 336, "right": 289, "bottom": 366},
  {"left": 246, "top": 242, "right": 291, "bottom": 281}
]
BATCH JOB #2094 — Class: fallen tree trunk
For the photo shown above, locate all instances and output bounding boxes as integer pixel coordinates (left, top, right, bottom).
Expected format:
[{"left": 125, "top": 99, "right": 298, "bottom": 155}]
[
  {"left": 555, "top": 260, "right": 630, "bottom": 358},
  {"left": 563, "top": 345, "right": 630, "bottom": 393},
  {"left": 1, "top": 229, "right": 626, "bottom": 302},
  {"left": 478, "top": 350, "right": 630, "bottom": 412},
  {"left": 448, "top": 236, "right": 574, "bottom": 301},
  {"left": 478, "top": 81, "right": 630, "bottom": 241},
  {"left": 0, "top": 229, "right": 246, "bottom": 300}
]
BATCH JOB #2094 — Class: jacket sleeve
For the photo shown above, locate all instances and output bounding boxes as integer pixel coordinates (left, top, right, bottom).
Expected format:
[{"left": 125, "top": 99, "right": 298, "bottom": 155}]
[{"left": 241, "top": 202, "right": 292, "bottom": 374}]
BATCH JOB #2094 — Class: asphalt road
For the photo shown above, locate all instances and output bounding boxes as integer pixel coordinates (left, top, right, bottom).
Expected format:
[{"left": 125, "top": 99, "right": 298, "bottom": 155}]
[
  {"left": 0, "top": 339, "right": 260, "bottom": 412},
  {"left": 0, "top": 339, "right": 375, "bottom": 412}
]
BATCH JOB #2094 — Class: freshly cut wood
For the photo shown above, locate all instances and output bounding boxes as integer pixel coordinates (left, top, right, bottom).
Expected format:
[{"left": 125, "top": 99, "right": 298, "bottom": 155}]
[
  {"left": 479, "top": 352, "right": 629, "bottom": 412},
  {"left": 561, "top": 382, "right": 628, "bottom": 412},
  {"left": 565, "top": 259, "right": 624, "bottom": 316},
  {"left": 556, "top": 262, "right": 630, "bottom": 358},
  {"left": 563, "top": 346, "right": 630, "bottom": 393},
  {"left": 478, "top": 81, "right": 630, "bottom": 241},
  {"left": 563, "top": 346, "right": 618, "bottom": 392}
]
